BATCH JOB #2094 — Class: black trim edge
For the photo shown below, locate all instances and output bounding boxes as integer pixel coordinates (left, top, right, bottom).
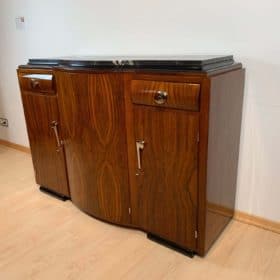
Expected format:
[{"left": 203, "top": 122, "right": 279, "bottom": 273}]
[
  {"left": 147, "top": 233, "right": 196, "bottom": 258},
  {"left": 39, "top": 186, "right": 69, "bottom": 201}
]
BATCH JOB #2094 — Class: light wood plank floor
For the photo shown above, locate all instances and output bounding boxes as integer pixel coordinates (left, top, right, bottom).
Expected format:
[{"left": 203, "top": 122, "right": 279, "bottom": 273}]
[{"left": 0, "top": 144, "right": 279, "bottom": 280}]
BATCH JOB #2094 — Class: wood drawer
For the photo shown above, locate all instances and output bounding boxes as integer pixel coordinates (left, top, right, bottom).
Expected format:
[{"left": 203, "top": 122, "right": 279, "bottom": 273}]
[
  {"left": 131, "top": 80, "right": 200, "bottom": 111},
  {"left": 18, "top": 74, "right": 55, "bottom": 94}
]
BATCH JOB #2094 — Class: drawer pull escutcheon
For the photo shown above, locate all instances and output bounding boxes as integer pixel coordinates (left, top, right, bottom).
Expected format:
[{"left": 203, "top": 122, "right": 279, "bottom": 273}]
[
  {"left": 31, "top": 79, "right": 40, "bottom": 89},
  {"left": 154, "top": 91, "right": 168, "bottom": 104}
]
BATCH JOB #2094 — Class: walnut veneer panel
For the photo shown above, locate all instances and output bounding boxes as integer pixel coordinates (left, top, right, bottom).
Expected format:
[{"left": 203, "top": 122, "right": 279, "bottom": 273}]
[
  {"left": 21, "top": 92, "right": 69, "bottom": 197},
  {"left": 132, "top": 106, "right": 199, "bottom": 251},
  {"left": 56, "top": 71, "right": 131, "bottom": 225},
  {"left": 131, "top": 80, "right": 200, "bottom": 111}
]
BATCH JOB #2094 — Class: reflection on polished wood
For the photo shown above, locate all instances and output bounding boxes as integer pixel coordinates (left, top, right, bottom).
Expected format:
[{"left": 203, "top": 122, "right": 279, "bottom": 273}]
[
  {"left": 21, "top": 92, "right": 69, "bottom": 197},
  {"left": 56, "top": 72, "right": 131, "bottom": 225},
  {"left": 131, "top": 80, "right": 200, "bottom": 111},
  {"left": 0, "top": 145, "right": 280, "bottom": 280},
  {"left": 133, "top": 106, "right": 199, "bottom": 251}
]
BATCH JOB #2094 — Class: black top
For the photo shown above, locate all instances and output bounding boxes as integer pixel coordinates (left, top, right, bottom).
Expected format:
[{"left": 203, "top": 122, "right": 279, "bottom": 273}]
[{"left": 26, "top": 55, "right": 234, "bottom": 71}]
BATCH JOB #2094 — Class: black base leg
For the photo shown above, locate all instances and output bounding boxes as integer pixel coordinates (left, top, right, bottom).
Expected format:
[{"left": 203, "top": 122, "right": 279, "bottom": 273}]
[
  {"left": 40, "top": 186, "right": 69, "bottom": 201},
  {"left": 147, "top": 233, "right": 196, "bottom": 258}
]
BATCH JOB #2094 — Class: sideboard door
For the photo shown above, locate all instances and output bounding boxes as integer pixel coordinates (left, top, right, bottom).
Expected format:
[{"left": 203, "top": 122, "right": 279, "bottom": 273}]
[
  {"left": 56, "top": 72, "right": 131, "bottom": 225},
  {"left": 133, "top": 106, "right": 199, "bottom": 250},
  {"left": 21, "top": 93, "right": 70, "bottom": 197}
]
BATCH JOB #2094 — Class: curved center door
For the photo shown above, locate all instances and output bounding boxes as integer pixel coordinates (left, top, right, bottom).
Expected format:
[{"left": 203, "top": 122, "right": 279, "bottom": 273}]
[{"left": 56, "top": 71, "right": 131, "bottom": 225}]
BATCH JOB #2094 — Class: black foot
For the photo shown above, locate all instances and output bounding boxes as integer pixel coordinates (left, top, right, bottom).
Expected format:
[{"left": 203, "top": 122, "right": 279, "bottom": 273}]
[
  {"left": 39, "top": 186, "right": 69, "bottom": 201},
  {"left": 147, "top": 233, "right": 195, "bottom": 258}
]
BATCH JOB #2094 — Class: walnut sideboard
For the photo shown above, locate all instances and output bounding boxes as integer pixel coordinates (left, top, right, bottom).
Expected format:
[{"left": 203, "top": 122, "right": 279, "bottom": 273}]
[{"left": 17, "top": 55, "right": 245, "bottom": 257}]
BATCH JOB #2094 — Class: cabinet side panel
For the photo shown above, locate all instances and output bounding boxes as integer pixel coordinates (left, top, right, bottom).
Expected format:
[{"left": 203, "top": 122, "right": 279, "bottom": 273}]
[{"left": 205, "top": 69, "right": 245, "bottom": 252}]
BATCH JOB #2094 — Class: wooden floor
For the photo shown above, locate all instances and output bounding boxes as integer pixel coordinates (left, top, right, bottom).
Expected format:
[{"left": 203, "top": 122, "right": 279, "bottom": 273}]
[{"left": 0, "top": 145, "right": 279, "bottom": 280}]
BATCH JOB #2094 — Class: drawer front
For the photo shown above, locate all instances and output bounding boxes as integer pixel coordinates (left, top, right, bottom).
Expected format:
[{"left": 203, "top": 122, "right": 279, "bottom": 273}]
[
  {"left": 19, "top": 74, "right": 55, "bottom": 94},
  {"left": 131, "top": 80, "right": 200, "bottom": 111}
]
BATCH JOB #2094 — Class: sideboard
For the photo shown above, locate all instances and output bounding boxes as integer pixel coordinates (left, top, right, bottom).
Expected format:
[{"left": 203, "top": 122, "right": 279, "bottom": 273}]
[{"left": 17, "top": 55, "right": 245, "bottom": 257}]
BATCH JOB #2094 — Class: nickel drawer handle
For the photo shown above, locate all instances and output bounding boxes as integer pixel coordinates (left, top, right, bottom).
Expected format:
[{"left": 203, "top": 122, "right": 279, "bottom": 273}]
[
  {"left": 136, "top": 140, "right": 145, "bottom": 170},
  {"left": 50, "top": 121, "right": 62, "bottom": 152},
  {"left": 154, "top": 91, "right": 168, "bottom": 105}
]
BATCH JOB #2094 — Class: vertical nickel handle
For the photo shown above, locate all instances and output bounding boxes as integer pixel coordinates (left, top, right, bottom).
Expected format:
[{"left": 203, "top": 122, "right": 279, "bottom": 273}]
[
  {"left": 136, "top": 140, "right": 145, "bottom": 170},
  {"left": 50, "top": 121, "right": 62, "bottom": 152}
]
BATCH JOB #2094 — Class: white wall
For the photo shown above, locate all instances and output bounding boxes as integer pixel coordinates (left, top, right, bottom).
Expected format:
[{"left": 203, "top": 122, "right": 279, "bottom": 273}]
[{"left": 0, "top": 0, "right": 279, "bottom": 222}]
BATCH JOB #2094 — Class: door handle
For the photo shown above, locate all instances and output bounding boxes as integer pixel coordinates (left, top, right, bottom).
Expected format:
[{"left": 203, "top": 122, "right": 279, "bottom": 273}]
[
  {"left": 136, "top": 140, "right": 145, "bottom": 170},
  {"left": 50, "top": 121, "right": 62, "bottom": 152}
]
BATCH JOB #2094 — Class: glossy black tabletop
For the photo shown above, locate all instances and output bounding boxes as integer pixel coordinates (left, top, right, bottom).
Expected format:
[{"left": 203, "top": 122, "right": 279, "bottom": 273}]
[{"left": 26, "top": 55, "right": 235, "bottom": 71}]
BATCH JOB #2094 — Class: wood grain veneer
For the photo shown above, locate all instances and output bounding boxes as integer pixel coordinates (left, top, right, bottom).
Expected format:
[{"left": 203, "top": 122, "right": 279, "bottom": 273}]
[
  {"left": 204, "top": 69, "right": 245, "bottom": 254},
  {"left": 131, "top": 80, "right": 200, "bottom": 111},
  {"left": 18, "top": 75, "right": 55, "bottom": 94},
  {"left": 133, "top": 106, "right": 199, "bottom": 251},
  {"left": 55, "top": 71, "right": 131, "bottom": 225},
  {"left": 17, "top": 68, "right": 70, "bottom": 198},
  {"left": 20, "top": 92, "right": 70, "bottom": 197}
]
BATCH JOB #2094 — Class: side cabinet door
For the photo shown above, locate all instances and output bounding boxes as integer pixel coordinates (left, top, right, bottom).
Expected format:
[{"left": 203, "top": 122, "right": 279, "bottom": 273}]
[
  {"left": 21, "top": 93, "right": 70, "bottom": 197},
  {"left": 133, "top": 106, "right": 199, "bottom": 250},
  {"left": 56, "top": 72, "right": 131, "bottom": 225}
]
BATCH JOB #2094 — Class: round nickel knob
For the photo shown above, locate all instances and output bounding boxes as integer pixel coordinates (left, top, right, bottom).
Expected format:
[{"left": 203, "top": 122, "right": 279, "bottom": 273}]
[{"left": 154, "top": 91, "right": 168, "bottom": 105}]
